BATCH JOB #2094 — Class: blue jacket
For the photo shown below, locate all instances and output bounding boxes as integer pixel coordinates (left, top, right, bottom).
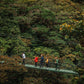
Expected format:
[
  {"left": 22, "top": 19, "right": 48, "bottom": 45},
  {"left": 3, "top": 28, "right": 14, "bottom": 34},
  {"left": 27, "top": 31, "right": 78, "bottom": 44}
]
[{"left": 40, "top": 56, "right": 44, "bottom": 62}]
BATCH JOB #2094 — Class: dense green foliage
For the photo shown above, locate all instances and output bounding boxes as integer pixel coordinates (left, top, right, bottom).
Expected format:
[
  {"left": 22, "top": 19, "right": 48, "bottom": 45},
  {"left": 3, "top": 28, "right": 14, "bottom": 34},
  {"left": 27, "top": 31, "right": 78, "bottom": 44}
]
[{"left": 0, "top": 0, "right": 84, "bottom": 84}]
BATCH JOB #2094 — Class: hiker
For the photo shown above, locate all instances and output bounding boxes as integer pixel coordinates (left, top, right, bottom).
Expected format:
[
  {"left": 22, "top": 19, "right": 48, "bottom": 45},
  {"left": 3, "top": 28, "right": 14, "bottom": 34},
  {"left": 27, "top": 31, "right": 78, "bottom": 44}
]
[
  {"left": 22, "top": 53, "right": 26, "bottom": 65},
  {"left": 45, "top": 57, "right": 49, "bottom": 67},
  {"left": 55, "top": 57, "right": 59, "bottom": 70},
  {"left": 40, "top": 54, "right": 44, "bottom": 67},
  {"left": 34, "top": 56, "right": 38, "bottom": 67}
]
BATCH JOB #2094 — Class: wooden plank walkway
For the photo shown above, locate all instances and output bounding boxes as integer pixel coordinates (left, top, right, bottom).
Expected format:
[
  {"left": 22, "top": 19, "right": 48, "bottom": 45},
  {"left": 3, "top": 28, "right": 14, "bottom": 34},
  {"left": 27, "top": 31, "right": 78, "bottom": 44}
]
[{"left": 25, "top": 64, "right": 79, "bottom": 75}]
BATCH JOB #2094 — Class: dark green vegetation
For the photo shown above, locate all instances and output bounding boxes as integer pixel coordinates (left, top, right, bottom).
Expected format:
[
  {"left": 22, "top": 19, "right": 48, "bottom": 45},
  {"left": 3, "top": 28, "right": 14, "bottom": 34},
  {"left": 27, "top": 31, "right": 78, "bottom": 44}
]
[{"left": 0, "top": 0, "right": 84, "bottom": 84}]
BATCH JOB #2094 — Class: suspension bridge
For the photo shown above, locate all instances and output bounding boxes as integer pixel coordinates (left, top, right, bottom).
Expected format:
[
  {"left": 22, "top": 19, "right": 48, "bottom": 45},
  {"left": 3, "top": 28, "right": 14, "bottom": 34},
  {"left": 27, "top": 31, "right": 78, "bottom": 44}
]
[
  {"left": 24, "top": 64, "right": 79, "bottom": 75},
  {"left": 0, "top": 61, "right": 79, "bottom": 75}
]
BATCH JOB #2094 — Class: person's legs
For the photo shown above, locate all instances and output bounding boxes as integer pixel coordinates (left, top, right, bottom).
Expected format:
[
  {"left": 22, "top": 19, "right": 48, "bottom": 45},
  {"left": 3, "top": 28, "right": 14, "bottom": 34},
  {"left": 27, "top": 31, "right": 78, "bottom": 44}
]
[
  {"left": 22, "top": 59, "right": 25, "bottom": 65},
  {"left": 46, "top": 63, "right": 48, "bottom": 67},
  {"left": 41, "top": 62, "right": 44, "bottom": 67},
  {"left": 35, "top": 62, "right": 37, "bottom": 66},
  {"left": 55, "top": 63, "right": 58, "bottom": 70}
]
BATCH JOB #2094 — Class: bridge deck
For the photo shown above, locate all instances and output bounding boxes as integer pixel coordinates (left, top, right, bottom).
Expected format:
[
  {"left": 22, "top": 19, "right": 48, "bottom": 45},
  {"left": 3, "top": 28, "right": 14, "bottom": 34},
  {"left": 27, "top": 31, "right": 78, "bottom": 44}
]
[
  {"left": 0, "top": 61, "right": 78, "bottom": 75},
  {"left": 25, "top": 64, "right": 78, "bottom": 75}
]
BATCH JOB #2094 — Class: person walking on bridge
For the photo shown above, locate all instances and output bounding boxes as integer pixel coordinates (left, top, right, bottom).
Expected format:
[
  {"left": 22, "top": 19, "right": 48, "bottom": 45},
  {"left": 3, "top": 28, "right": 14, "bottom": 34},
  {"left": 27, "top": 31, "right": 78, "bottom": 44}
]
[
  {"left": 34, "top": 56, "right": 38, "bottom": 67},
  {"left": 55, "top": 57, "right": 59, "bottom": 70},
  {"left": 45, "top": 57, "right": 49, "bottom": 67},
  {"left": 22, "top": 53, "right": 26, "bottom": 65},
  {"left": 40, "top": 54, "right": 44, "bottom": 68}
]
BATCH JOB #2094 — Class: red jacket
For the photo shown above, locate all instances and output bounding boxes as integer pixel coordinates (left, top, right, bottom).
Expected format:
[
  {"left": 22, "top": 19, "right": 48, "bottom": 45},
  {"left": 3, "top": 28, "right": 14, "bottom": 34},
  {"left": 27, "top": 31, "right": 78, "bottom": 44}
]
[{"left": 34, "top": 57, "right": 38, "bottom": 62}]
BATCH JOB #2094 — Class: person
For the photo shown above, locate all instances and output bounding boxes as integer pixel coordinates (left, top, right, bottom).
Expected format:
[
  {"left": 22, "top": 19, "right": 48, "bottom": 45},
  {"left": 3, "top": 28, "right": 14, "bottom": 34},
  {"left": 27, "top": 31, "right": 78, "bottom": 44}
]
[
  {"left": 34, "top": 56, "right": 38, "bottom": 67},
  {"left": 55, "top": 57, "right": 59, "bottom": 70},
  {"left": 40, "top": 54, "right": 44, "bottom": 68},
  {"left": 22, "top": 53, "right": 26, "bottom": 65},
  {"left": 45, "top": 57, "right": 49, "bottom": 67}
]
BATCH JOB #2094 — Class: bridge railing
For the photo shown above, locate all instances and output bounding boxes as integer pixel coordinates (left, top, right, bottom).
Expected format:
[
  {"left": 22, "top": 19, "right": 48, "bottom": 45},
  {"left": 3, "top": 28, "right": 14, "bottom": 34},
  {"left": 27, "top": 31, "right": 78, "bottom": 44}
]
[
  {"left": 45, "top": 62, "right": 76, "bottom": 70},
  {"left": 25, "top": 60, "right": 77, "bottom": 70},
  {"left": 0, "top": 59, "right": 77, "bottom": 71}
]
